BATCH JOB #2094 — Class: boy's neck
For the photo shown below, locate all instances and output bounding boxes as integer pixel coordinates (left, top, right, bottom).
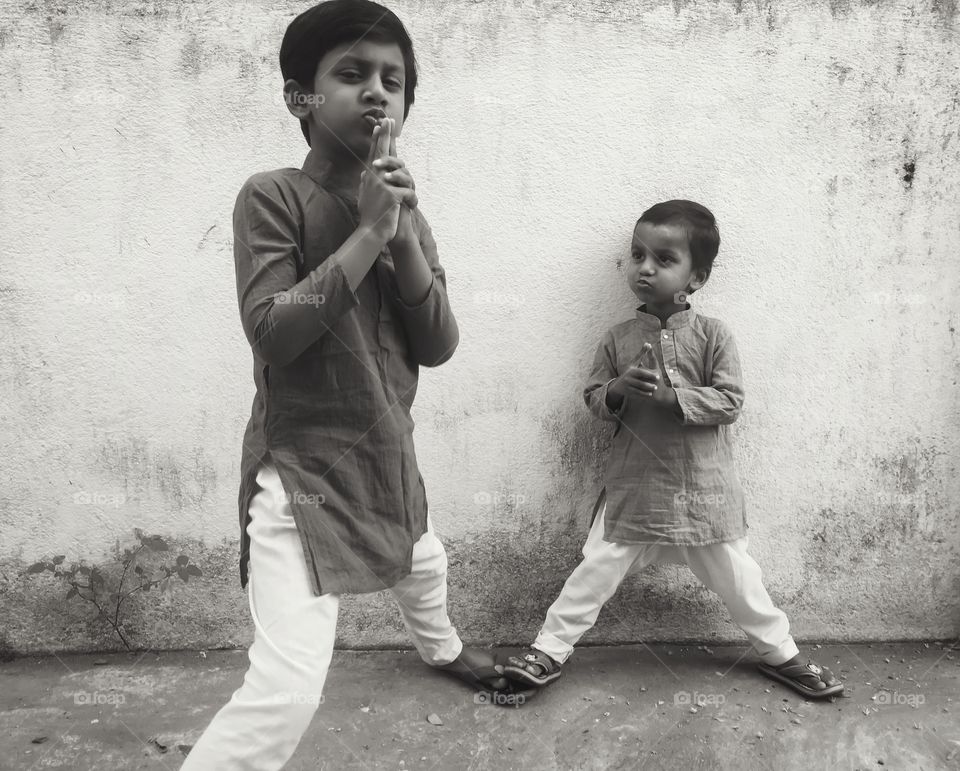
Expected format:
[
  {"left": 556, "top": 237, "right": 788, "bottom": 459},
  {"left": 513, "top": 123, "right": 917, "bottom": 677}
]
[
  {"left": 302, "top": 144, "right": 365, "bottom": 200},
  {"left": 640, "top": 300, "right": 691, "bottom": 326}
]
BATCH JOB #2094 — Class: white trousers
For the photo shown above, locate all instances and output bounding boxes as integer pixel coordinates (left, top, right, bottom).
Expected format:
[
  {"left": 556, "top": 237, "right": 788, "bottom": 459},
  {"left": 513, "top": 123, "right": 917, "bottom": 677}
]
[
  {"left": 533, "top": 504, "right": 799, "bottom": 666},
  {"left": 181, "top": 463, "right": 463, "bottom": 771}
]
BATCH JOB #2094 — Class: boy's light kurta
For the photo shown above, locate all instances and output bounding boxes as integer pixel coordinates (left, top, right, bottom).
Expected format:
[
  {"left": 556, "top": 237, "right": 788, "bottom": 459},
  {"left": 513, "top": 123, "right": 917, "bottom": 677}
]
[
  {"left": 585, "top": 307, "right": 748, "bottom": 545},
  {"left": 232, "top": 149, "right": 458, "bottom": 596}
]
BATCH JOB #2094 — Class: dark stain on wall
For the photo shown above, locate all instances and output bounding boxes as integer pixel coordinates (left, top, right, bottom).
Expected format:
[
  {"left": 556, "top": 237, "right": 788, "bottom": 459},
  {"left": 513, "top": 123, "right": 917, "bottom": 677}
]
[
  {"left": 902, "top": 158, "right": 916, "bottom": 189},
  {"left": 95, "top": 436, "right": 218, "bottom": 511},
  {"left": 538, "top": 402, "right": 610, "bottom": 479}
]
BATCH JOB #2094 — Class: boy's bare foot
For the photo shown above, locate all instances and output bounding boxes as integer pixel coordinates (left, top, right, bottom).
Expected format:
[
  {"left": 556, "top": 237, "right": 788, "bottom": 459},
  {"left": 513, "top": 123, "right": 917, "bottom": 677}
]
[
  {"left": 434, "top": 647, "right": 509, "bottom": 692},
  {"left": 502, "top": 648, "right": 563, "bottom": 687},
  {"left": 758, "top": 654, "right": 844, "bottom": 699}
]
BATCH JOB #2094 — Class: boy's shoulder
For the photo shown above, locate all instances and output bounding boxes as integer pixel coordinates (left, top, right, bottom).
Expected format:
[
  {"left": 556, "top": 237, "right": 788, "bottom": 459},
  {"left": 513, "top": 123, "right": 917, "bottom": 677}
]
[
  {"left": 236, "top": 166, "right": 308, "bottom": 200},
  {"left": 689, "top": 311, "right": 736, "bottom": 338}
]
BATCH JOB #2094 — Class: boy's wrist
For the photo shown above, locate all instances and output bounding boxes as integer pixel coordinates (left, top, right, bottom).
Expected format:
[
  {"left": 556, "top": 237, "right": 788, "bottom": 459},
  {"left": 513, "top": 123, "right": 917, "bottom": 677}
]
[
  {"left": 605, "top": 379, "right": 624, "bottom": 410},
  {"left": 389, "top": 212, "right": 417, "bottom": 249},
  {"left": 357, "top": 222, "right": 391, "bottom": 250}
]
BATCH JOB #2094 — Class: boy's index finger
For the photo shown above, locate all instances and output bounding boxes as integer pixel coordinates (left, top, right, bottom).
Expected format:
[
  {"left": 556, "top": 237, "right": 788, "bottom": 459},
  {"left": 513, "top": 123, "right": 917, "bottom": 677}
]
[
  {"left": 366, "top": 123, "right": 381, "bottom": 166},
  {"left": 378, "top": 118, "right": 392, "bottom": 160},
  {"left": 389, "top": 121, "right": 397, "bottom": 156}
]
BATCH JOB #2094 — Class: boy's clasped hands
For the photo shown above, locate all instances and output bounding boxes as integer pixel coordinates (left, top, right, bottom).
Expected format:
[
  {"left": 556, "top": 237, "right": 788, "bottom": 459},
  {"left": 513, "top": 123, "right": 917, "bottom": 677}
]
[{"left": 358, "top": 117, "right": 418, "bottom": 246}]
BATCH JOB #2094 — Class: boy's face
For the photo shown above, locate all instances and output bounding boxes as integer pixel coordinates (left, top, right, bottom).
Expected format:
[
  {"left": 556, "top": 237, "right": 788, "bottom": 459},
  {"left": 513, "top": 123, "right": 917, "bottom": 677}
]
[
  {"left": 628, "top": 222, "right": 707, "bottom": 305},
  {"left": 288, "top": 39, "right": 406, "bottom": 158}
]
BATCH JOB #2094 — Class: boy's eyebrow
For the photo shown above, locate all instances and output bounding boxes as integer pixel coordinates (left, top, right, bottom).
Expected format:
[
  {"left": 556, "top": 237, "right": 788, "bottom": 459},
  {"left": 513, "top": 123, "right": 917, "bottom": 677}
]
[
  {"left": 336, "top": 53, "right": 404, "bottom": 73},
  {"left": 632, "top": 242, "right": 675, "bottom": 256}
]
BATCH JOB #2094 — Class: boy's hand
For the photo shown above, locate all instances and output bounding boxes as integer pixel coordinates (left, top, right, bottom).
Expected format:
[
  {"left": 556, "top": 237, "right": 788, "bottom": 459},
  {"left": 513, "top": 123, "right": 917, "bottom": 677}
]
[
  {"left": 358, "top": 119, "right": 416, "bottom": 244},
  {"left": 608, "top": 344, "right": 679, "bottom": 411},
  {"left": 372, "top": 127, "right": 418, "bottom": 246}
]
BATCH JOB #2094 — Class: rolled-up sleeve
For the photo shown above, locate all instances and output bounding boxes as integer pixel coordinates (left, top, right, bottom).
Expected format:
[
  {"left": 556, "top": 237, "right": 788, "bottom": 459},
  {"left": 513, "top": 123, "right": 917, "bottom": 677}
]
[
  {"left": 233, "top": 175, "right": 360, "bottom": 367},
  {"left": 674, "top": 322, "right": 745, "bottom": 426},
  {"left": 393, "top": 208, "right": 459, "bottom": 367},
  {"left": 584, "top": 330, "right": 626, "bottom": 423}
]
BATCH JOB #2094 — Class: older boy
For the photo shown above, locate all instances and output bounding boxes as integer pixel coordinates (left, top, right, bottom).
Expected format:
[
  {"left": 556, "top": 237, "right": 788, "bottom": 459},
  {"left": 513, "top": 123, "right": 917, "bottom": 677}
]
[{"left": 182, "top": 2, "right": 512, "bottom": 767}]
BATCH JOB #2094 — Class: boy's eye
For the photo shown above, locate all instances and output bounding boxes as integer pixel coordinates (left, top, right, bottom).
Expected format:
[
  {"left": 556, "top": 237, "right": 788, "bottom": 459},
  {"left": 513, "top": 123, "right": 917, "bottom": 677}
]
[
  {"left": 384, "top": 78, "right": 403, "bottom": 89},
  {"left": 338, "top": 69, "right": 361, "bottom": 79}
]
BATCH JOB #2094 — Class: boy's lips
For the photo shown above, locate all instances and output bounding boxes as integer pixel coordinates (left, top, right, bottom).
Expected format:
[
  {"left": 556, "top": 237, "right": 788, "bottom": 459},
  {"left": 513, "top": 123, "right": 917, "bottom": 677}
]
[{"left": 362, "top": 109, "right": 386, "bottom": 127}]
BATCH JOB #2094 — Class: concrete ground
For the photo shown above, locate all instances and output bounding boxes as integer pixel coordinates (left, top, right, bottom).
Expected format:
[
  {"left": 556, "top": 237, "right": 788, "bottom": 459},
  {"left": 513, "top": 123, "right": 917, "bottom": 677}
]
[{"left": 1, "top": 642, "right": 958, "bottom": 770}]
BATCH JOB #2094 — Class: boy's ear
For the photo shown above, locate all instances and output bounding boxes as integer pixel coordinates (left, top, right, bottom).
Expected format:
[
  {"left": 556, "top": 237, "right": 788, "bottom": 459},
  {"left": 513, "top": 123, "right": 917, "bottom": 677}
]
[
  {"left": 688, "top": 268, "right": 709, "bottom": 293},
  {"left": 282, "top": 79, "right": 312, "bottom": 120}
]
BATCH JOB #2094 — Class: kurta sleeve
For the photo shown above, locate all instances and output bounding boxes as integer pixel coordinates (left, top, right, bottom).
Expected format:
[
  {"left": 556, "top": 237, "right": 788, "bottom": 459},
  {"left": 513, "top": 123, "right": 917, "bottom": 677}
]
[
  {"left": 673, "top": 321, "right": 745, "bottom": 426},
  {"left": 584, "top": 329, "right": 627, "bottom": 422},
  {"left": 234, "top": 175, "right": 361, "bottom": 367},
  {"left": 392, "top": 208, "right": 459, "bottom": 367}
]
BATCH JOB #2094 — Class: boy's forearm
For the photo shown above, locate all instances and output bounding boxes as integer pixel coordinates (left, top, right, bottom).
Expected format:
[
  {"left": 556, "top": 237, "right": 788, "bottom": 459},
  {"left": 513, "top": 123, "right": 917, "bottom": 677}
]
[
  {"left": 334, "top": 225, "right": 391, "bottom": 291},
  {"left": 672, "top": 386, "right": 742, "bottom": 425},
  {"left": 389, "top": 229, "right": 433, "bottom": 306}
]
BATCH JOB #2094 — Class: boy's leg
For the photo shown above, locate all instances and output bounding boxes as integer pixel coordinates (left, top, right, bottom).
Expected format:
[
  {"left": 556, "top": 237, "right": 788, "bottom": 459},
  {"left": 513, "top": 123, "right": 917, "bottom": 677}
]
[
  {"left": 181, "top": 463, "right": 340, "bottom": 771},
  {"left": 388, "top": 517, "right": 462, "bottom": 666},
  {"left": 532, "top": 505, "right": 656, "bottom": 665},
  {"left": 388, "top": 518, "right": 509, "bottom": 691},
  {"left": 681, "top": 538, "right": 799, "bottom": 666}
]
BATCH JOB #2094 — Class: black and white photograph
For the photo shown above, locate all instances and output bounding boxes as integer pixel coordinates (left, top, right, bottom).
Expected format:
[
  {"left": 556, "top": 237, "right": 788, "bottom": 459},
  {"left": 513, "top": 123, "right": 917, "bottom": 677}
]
[{"left": 1, "top": 0, "right": 958, "bottom": 768}]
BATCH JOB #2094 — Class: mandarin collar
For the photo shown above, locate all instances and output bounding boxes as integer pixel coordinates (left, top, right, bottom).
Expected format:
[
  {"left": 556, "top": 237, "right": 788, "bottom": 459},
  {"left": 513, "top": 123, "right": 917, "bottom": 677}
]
[{"left": 635, "top": 303, "right": 696, "bottom": 330}]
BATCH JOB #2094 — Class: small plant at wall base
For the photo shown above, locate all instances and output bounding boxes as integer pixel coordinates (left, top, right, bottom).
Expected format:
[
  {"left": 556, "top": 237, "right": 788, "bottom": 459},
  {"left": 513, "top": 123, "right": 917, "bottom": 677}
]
[{"left": 23, "top": 528, "right": 202, "bottom": 650}]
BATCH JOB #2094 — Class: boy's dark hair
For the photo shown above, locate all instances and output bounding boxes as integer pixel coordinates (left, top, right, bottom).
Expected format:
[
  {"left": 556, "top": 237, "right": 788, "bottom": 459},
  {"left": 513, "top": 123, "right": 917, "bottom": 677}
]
[
  {"left": 279, "top": 0, "right": 418, "bottom": 147},
  {"left": 637, "top": 200, "right": 720, "bottom": 280}
]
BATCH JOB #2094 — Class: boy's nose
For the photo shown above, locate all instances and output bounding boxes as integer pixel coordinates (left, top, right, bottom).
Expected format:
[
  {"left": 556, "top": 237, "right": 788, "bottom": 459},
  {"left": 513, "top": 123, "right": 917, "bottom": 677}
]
[{"left": 362, "top": 81, "right": 387, "bottom": 105}]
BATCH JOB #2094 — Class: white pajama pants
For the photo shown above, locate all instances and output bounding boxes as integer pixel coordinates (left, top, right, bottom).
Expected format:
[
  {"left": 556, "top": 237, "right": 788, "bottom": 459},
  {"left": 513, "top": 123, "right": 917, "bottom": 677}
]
[
  {"left": 181, "top": 463, "right": 463, "bottom": 771},
  {"left": 533, "top": 504, "right": 800, "bottom": 666}
]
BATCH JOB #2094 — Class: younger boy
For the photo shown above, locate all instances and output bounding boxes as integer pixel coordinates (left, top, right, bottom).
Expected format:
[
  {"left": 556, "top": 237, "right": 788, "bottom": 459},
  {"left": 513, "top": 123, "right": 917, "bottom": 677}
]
[
  {"left": 504, "top": 201, "right": 843, "bottom": 701},
  {"left": 183, "top": 2, "right": 512, "bottom": 767}
]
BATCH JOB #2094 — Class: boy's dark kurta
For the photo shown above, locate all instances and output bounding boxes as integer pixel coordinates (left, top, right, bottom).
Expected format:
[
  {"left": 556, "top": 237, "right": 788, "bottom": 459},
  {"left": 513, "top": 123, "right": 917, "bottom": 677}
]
[{"left": 233, "top": 149, "right": 458, "bottom": 596}]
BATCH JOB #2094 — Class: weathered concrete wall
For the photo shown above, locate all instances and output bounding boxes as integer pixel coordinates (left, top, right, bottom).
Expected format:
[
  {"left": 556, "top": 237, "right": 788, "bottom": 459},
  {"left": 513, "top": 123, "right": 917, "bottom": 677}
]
[{"left": 1, "top": 0, "right": 958, "bottom": 654}]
